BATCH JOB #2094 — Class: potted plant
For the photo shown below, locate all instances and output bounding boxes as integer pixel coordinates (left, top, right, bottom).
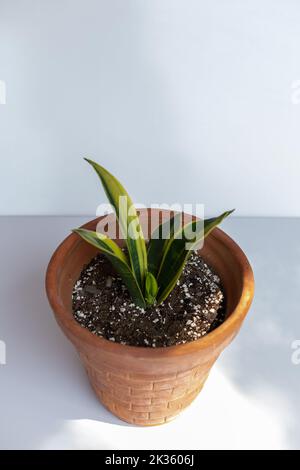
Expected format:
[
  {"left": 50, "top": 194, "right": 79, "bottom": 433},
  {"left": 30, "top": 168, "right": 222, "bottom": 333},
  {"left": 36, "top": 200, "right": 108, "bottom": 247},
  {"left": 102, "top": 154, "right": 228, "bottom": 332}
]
[{"left": 46, "top": 159, "right": 254, "bottom": 426}]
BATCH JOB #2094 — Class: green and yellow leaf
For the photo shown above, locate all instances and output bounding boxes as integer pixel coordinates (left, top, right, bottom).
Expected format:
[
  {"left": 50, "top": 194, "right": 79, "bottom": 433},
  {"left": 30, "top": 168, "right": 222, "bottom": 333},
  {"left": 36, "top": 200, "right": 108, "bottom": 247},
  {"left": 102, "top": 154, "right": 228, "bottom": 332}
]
[
  {"left": 144, "top": 271, "right": 158, "bottom": 306},
  {"left": 156, "top": 210, "right": 234, "bottom": 304},
  {"left": 84, "top": 159, "right": 147, "bottom": 289},
  {"left": 73, "top": 228, "right": 146, "bottom": 307},
  {"left": 147, "top": 212, "right": 182, "bottom": 277}
]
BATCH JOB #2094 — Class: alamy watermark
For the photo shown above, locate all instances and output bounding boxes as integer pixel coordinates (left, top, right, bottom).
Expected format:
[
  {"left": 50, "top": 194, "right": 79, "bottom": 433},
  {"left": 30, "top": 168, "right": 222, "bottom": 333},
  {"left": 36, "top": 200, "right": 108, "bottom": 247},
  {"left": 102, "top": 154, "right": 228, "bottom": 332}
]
[
  {"left": 0, "top": 340, "right": 6, "bottom": 365},
  {"left": 94, "top": 201, "right": 205, "bottom": 250},
  {"left": 291, "top": 80, "right": 300, "bottom": 105},
  {"left": 291, "top": 340, "right": 300, "bottom": 365},
  {"left": 0, "top": 80, "right": 6, "bottom": 104}
]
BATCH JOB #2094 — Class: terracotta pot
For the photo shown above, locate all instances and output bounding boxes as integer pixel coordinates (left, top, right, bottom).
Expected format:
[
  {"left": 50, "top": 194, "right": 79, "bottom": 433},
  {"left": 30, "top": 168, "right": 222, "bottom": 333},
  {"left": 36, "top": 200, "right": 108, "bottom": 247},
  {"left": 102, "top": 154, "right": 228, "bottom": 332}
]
[{"left": 46, "top": 209, "right": 254, "bottom": 426}]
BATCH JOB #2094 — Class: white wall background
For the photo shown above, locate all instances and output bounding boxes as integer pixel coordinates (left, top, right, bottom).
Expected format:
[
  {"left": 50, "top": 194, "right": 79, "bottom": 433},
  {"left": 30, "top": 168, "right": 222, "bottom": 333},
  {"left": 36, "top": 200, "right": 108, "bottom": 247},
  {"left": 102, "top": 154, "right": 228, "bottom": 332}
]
[{"left": 0, "top": 0, "right": 300, "bottom": 216}]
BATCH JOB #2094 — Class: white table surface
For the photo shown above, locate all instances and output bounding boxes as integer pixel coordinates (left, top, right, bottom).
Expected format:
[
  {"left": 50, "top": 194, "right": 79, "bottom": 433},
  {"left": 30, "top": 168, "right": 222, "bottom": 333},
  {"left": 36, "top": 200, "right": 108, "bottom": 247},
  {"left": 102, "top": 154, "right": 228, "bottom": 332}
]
[{"left": 0, "top": 216, "right": 299, "bottom": 450}]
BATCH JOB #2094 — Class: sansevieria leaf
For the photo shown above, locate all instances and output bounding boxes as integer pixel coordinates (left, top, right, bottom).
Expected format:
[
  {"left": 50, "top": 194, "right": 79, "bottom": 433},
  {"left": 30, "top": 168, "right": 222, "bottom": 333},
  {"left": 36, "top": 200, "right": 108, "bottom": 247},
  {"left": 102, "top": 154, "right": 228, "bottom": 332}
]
[
  {"left": 144, "top": 272, "right": 158, "bottom": 306},
  {"left": 156, "top": 210, "right": 234, "bottom": 304},
  {"left": 147, "top": 212, "right": 182, "bottom": 277},
  {"left": 73, "top": 228, "right": 146, "bottom": 307},
  {"left": 84, "top": 159, "right": 147, "bottom": 289}
]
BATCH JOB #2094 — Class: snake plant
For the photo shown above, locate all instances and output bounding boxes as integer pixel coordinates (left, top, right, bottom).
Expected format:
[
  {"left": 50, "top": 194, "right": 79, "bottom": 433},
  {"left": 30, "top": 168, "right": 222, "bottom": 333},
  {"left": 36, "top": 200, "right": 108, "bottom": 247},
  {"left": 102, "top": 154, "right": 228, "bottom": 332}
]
[{"left": 73, "top": 159, "right": 234, "bottom": 308}]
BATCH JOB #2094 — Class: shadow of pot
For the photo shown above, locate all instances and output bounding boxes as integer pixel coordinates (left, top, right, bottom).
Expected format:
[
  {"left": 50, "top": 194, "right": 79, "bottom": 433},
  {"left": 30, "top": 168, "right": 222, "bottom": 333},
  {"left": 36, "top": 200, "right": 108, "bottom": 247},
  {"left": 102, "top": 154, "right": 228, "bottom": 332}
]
[{"left": 46, "top": 209, "right": 254, "bottom": 426}]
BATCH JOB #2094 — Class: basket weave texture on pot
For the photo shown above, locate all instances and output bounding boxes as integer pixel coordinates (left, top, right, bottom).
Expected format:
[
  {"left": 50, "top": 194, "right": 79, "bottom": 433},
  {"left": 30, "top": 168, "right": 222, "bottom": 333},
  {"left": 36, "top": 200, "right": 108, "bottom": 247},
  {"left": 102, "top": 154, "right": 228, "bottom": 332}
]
[{"left": 80, "top": 352, "right": 213, "bottom": 425}]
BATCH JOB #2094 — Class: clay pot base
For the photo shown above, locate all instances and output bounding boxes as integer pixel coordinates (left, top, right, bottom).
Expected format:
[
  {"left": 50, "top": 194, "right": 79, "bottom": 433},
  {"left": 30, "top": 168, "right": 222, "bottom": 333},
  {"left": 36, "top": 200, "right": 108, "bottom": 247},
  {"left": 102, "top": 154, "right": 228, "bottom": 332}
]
[
  {"left": 72, "top": 252, "right": 226, "bottom": 348},
  {"left": 87, "top": 366, "right": 209, "bottom": 426},
  {"left": 46, "top": 209, "right": 254, "bottom": 426}
]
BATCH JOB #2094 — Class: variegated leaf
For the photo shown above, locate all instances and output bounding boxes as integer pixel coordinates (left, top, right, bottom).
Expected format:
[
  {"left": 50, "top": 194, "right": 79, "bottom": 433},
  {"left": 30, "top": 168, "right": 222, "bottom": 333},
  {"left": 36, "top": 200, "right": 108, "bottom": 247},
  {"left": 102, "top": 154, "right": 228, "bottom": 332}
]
[
  {"left": 84, "top": 158, "right": 147, "bottom": 289},
  {"left": 147, "top": 212, "right": 182, "bottom": 277},
  {"left": 156, "top": 210, "right": 234, "bottom": 304},
  {"left": 73, "top": 228, "right": 146, "bottom": 307}
]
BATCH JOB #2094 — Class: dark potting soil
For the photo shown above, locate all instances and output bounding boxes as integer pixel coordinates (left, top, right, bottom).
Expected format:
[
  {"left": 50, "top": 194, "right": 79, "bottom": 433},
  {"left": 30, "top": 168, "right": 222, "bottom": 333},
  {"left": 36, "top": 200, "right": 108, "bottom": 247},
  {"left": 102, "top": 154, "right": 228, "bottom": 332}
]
[{"left": 72, "top": 253, "right": 226, "bottom": 347}]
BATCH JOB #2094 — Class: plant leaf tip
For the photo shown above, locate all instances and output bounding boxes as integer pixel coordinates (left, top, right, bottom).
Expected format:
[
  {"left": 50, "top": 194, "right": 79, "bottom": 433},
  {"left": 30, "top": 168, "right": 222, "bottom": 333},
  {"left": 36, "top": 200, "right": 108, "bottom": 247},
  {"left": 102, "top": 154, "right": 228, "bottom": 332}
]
[{"left": 83, "top": 157, "right": 94, "bottom": 165}]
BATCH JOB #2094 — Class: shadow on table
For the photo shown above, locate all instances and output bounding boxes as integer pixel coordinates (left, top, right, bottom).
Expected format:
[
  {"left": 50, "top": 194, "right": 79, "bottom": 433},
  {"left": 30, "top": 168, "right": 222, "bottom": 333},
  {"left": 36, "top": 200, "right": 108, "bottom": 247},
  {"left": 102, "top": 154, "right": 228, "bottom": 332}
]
[{"left": 218, "top": 224, "right": 300, "bottom": 450}]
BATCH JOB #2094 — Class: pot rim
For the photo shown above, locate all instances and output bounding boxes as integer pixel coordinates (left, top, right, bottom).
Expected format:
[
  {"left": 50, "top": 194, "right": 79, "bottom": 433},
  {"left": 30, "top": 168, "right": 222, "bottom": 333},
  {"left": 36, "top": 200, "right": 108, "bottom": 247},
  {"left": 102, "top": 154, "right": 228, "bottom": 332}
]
[{"left": 45, "top": 210, "right": 255, "bottom": 358}]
